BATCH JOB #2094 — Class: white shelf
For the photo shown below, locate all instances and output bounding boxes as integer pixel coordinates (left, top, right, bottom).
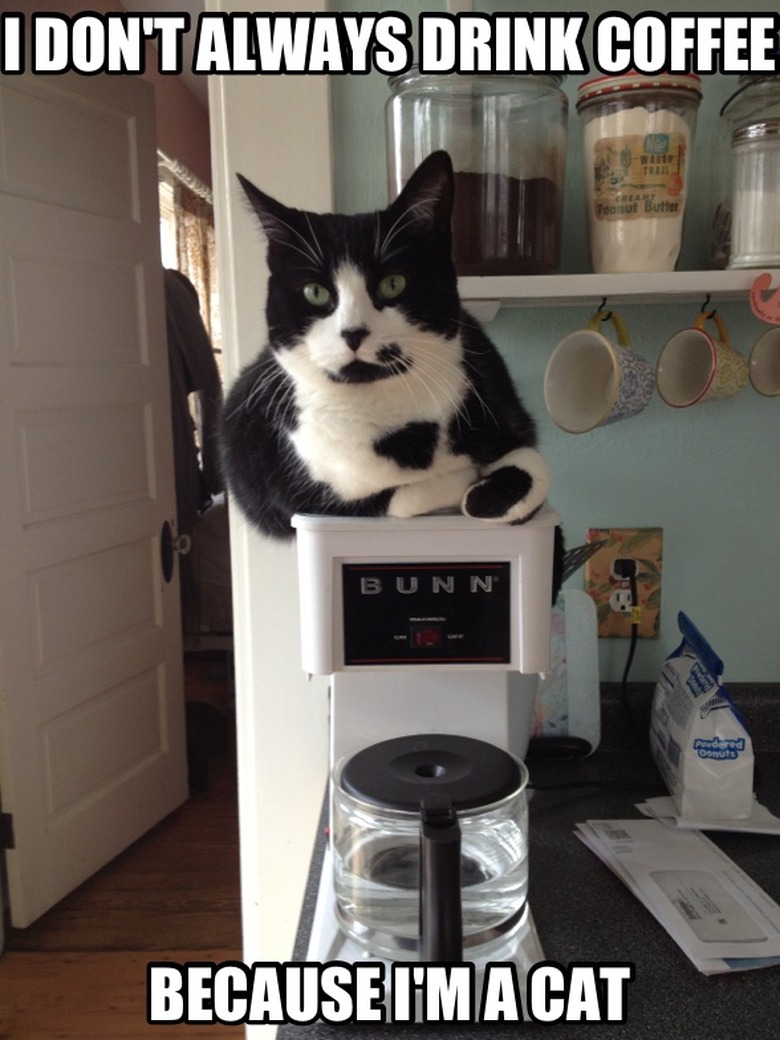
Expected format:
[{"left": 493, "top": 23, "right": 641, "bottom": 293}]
[{"left": 458, "top": 269, "right": 779, "bottom": 321}]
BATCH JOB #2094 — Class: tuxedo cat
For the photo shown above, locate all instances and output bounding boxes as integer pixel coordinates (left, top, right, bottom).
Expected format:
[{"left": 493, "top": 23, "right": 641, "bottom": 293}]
[{"left": 220, "top": 150, "right": 553, "bottom": 548}]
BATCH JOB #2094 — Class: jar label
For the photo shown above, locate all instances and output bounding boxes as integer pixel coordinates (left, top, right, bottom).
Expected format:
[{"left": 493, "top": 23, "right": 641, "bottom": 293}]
[{"left": 592, "top": 133, "right": 688, "bottom": 221}]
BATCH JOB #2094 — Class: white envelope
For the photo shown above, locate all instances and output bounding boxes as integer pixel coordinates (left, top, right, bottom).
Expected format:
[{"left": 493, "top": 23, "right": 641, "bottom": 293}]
[{"left": 576, "top": 819, "right": 780, "bottom": 974}]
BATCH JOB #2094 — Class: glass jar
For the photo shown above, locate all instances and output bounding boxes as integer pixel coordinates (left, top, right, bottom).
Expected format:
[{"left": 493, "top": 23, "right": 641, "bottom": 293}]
[
  {"left": 709, "top": 76, "right": 780, "bottom": 269},
  {"left": 730, "top": 121, "right": 780, "bottom": 269},
  {"left": 386, "top": 71, "right": 568, "bottom": 276},
  {"left": 576, "top": 73, "right": 702, "bottom": 273}
]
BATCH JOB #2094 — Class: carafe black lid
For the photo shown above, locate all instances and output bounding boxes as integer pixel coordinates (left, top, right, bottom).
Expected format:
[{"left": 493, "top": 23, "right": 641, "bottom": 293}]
[{"left": 340, "top": 733, "right": 522, "bottom": 812}]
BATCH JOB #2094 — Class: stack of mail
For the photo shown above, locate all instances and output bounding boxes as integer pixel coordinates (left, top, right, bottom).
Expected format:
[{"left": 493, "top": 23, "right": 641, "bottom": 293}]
[{"left": 577, "top": 819, "right": 780, "bottom": 974}]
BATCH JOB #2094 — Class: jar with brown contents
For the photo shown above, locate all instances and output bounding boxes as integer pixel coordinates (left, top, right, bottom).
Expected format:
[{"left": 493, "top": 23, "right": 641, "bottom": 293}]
[{"left": 386, "top": 71, "right": 568, "bottom": 276}]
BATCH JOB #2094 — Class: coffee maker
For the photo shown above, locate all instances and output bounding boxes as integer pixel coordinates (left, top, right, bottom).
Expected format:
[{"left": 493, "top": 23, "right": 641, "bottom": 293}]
[{"left": 293, "top": 509, "right": 558, "bottom": 996}]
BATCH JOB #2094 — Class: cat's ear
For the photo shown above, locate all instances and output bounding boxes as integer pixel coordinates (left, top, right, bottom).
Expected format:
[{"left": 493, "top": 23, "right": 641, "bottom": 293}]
[
  {"left": 390, "top": 150, "right": 454, "bottom": 234},
  {"left": 236, "top": 173, "right": 298, "bottom": 246}
]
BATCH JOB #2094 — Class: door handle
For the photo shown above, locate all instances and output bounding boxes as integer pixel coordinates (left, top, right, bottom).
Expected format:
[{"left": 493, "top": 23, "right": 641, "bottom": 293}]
[{"left": 160, "top": 520, "right": 191, "bottom": 583}]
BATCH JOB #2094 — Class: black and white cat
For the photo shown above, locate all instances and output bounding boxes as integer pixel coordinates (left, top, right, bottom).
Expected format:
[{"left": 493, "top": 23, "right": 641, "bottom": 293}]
[{"left": 220, "top": 150, "right": 552, "bottom": 543}]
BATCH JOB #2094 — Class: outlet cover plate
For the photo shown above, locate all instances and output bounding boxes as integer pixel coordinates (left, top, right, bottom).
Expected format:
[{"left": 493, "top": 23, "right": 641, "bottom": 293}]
[{"left": 585, "top": 528, "right": 663, "bottom": 638}]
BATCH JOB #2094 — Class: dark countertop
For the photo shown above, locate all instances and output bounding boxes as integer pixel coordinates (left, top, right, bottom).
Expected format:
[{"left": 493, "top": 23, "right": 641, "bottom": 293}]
[{"left": 279, "top": 684, "right": 780, "bottom": 1039}]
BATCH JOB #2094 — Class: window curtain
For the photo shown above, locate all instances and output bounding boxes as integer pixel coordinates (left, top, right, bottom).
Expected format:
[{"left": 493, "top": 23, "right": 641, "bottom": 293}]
[{"left": 173, "top": 180, "right": 222, "bottom": 360}]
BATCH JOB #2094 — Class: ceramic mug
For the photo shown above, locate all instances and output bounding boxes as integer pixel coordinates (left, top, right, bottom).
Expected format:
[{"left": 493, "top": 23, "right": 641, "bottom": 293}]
[
  {"left": 656, "top": 312, "right": 748, "bottom": 407},
  {"left": 544, "top": 310, "right": 655, "bottom": 433},
  {"left": 749, "top": 326, "right": 780, "bottom": 397}
]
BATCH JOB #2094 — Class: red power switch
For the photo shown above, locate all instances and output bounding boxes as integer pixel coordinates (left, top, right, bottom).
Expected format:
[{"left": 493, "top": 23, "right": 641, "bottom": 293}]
[{"left": 411, "top": 625, "right": 442, "bottom": 648}]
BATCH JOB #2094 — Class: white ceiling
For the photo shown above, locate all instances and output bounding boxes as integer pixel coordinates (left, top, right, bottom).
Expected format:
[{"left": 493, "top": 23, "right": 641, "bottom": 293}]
[{"left": 122, "top": 0, "right": 208, "bottom": 110}]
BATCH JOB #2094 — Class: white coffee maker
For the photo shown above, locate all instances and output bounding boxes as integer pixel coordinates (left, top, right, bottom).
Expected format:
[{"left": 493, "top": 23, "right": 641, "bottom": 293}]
[{"left": 293, "top": 508, "right": 558, "bottom": 995}]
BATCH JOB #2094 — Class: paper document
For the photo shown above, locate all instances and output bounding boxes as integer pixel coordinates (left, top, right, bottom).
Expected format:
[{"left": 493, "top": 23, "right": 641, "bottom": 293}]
[
  {"left": 576, "top": 819, "right": 780, "bottom": 974},
  {"left": 637, "top": 796, "right": 780, "bottom": 835}
]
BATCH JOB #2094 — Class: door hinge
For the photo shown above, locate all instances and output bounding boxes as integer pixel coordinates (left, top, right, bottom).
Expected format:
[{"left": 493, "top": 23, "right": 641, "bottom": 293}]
[{"left": 1, "top": 812, "right": 15, "bottom": 850}]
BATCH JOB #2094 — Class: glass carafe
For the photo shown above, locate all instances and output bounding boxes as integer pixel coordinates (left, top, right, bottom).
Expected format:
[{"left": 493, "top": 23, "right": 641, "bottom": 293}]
[{"left": 332, "top": 733, "right": 529, "bottom": 960}]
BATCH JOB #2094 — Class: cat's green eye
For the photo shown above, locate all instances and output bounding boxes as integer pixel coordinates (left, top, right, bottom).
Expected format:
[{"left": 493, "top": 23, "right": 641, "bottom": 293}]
[
  {"left": 378, "top": 274, "right": 407, "bottom": 301},
  {"left": 303, "top": 282, "right": 331, "bottom": 307}
]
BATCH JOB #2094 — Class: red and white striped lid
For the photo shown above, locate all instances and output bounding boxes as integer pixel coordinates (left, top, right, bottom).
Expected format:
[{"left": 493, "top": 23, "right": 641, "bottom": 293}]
[{"left": 577, "top": 72, "right": 702, "bottom": 109}]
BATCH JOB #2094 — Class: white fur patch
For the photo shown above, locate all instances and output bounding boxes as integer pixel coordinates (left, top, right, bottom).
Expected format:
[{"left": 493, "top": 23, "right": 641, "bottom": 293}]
[{"left": 388, "top": 465, "right": 479, "bottom": 518}]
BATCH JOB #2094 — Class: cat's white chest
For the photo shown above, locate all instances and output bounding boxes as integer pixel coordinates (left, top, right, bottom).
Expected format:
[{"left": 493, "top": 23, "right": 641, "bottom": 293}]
[
  {"left": 290, "top": 407, "right": 391, "bottom": 498},
  {"left": 289, "top": 377, "right": 465, "bottom": 501}
]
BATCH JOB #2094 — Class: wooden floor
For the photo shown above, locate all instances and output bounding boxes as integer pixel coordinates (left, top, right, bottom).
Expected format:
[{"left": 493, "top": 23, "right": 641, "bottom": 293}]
[{"left": 0, "top": 653, "right": 243, "bottom": 1039}]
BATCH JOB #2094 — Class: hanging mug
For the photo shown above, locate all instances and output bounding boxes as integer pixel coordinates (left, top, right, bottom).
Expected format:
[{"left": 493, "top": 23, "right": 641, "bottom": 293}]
[
  {"left": 749, "top": 326, "right": 780, "bottom": 397},
  {"left": 544, "top": 310, "right": 655, "bottom": 433},
  {"left": 656, "top": 312, "right": 748, "bottom": 407}
]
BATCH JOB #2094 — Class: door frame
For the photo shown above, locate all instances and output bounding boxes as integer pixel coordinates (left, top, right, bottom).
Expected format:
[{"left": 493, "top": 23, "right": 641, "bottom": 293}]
[{"left": 208, "top": 0, "right": 334, "bottom": 997}]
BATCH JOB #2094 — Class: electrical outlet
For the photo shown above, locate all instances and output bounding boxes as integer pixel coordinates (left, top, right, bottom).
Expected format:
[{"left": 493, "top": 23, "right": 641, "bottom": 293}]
[
  {"left": 609, "top": 585, "right": 634, "bottom": 613},
  {"left": 584, "top": 528, "right": 663, "bottom": 638}
]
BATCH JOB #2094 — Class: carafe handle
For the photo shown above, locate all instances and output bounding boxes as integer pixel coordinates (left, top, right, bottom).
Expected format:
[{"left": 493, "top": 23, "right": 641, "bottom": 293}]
[{"left": 420, "top": 797, "right": 463, "bottom": 962}]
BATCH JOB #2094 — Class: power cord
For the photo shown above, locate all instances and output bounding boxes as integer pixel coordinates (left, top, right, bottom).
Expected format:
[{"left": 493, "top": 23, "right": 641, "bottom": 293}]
[
  {"left": 620, "top": 569, "right": 640, "bottom": 692},
  {"left": 613, "top": 559, "right": 642, "bottom": 733}
]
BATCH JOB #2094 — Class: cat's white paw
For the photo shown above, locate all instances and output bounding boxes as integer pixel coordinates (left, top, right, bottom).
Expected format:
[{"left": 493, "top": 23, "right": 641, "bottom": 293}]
[
  {"left": 388, "top": 466, "right": 479, "bottom": 518},
  {"left": 462, "top": 448, "right": 550, "bottom": 524}
]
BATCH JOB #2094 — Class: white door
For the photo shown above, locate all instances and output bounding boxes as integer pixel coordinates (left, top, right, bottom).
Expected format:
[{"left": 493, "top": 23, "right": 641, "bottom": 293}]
[{"left": 0, "top": 72, "right": 188, "bottom": 927}]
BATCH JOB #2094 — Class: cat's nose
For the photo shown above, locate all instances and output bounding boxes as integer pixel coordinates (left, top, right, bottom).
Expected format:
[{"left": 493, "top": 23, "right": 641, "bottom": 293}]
[{"left": 341, "top": 326, "right": 369, "bottom": 352}]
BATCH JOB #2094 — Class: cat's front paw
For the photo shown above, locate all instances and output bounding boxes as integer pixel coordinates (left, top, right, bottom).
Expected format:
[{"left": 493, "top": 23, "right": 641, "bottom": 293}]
[
  {"left": 388, "top": 466, "right": 479, "bottom": 518},
  {"left": 462, "top": 448, "right": 549, "bottom": 524}
]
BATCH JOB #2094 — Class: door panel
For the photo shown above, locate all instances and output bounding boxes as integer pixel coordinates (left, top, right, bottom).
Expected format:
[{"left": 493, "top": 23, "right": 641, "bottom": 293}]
[
  {"left": 16, "top": 404, "right": 150, "bottom": 522},
  {"left": 0, "top": 76, "right": 136, "bottom": 219},
  {"left": 8, "top": 253, "right": 145, "bottom": 366},
  {"left": 42, "top": 665, "right": 169, "bottom": 817},
  {"left": 0, "top": 73, "right": 188, "bottom": 927}
]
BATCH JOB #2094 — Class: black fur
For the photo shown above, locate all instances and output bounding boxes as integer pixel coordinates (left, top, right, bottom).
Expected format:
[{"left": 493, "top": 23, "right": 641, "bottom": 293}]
[
  {"left": 464, "top": 467, "right": 534, "bottom": 519},
  {"left": 374, "top": 422, "right": 439, "bottom": 470}
]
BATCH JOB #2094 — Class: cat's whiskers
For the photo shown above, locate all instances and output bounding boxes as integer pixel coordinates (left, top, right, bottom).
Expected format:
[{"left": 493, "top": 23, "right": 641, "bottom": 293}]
[
  {"left": 392, "top": 339, "right": 467, "bottom": 421},
  {"left": 373, "top": 213, "right": 382, "bottom": 260},
  {"left": 377, "top": 196, "right": 438, "bottom": 264},
  {"left": 267, "top": 373, "right": 298, "bottom": 427},
  {"left": 276, "top": 239, "right": 326, "bottom": 269},
  {"left": 397, "top": 334, "right": 498, "bottom": 434},
  {"left": 377, "top": 242, "right": 409, "bottom": 265},
  {"left": 401, "top": 370, "right": 459, "bottom": 425},
  {"left": 230, "top": 358, "right": 297, "bottom": 429},
  {"left": 458, "top": 351, "right": 501, "bottom": 428},
  {"left": 242, "top": 370, "right": 280, "bottom": 416},
  {"left": 453, "top": 312, "right": 484, "bottom": 334},
  {"left": 266, "top": 213, "right": 323, "bottom": 270},
  {"left": 385, "top": 358, "right": 429, "bottom": 416},
  {"left": 222, "top": 374, "right": 268, "bottom": 421},
  {"left": 303, "top": 213, "right": 325, "bottom": 266}
]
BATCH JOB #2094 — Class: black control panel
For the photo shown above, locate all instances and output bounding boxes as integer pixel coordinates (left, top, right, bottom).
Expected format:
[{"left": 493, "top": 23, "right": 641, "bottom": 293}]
[{"left": 341, "top": 560, "right": 511, "bottom": 665}]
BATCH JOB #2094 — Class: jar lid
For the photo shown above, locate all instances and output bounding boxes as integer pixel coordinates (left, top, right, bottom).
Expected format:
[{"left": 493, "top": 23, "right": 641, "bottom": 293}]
[
  {"left": 733, "top": 120, "right": 780, "bottom": 144},
  {"left": 577, "top": 71, "right": 702, "bottom": 108},
  {"left": 389, "top": 66, "right": 566, "bottom": 91},
  {"left": 340, "top": 733, "right": 523, "bottom": 812}
]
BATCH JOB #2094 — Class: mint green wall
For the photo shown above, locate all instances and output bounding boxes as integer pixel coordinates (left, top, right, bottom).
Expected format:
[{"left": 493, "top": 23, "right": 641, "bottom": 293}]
[{"left": 330, "top": 0, "right": 780, "bottom": 682}]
